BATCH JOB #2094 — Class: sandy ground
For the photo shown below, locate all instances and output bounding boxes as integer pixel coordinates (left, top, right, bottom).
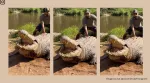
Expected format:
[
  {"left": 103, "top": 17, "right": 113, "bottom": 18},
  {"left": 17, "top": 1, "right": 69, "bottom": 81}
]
[
  {"left": 53, "top": 42, "right": 96, "bottom": 75},
  {"left": 8, "top": 37, "right": 143, "bottom": 75},
  {"left": 100, "top": 42, "right": 143, "bottom": 75},
  {"left": 8, "top": 38, "right": 50, "bottom": 75}
]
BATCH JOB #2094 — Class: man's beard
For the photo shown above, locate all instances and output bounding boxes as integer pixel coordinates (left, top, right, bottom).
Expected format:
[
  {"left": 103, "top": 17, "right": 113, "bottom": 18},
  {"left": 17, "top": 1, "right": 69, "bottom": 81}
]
[
  {"left": 86, "top": 16, "right": 90, "bottom": 19},
  {"left": 134, "top": 16, "right": 138, "bottom": 20}
]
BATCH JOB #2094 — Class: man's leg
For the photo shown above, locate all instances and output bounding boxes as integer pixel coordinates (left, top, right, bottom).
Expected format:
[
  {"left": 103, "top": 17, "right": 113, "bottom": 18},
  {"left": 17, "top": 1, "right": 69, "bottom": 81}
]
[
  {"left": 123, "top": 27, "right": 132, "bottom": 39},
  {"left": 135, "top": 27, "right": 143, "bottom": 37},
  {"left": 75, "top": 27, "right": 85, "bottom": 40},
  {"left": 33, "top": 24, "right": 42, "bottom": 36},
  {"left": 88, "top": 27, "right": 97, "bottom": 37},
  {"left": 45, "top": 24, "right": 50, "bottom": 33}
]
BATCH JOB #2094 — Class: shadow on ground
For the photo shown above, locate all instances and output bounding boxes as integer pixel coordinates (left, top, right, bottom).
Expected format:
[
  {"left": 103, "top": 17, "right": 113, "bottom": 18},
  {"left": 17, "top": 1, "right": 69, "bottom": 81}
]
[
  {"left": 54, "top": 56, "right": 77, "bottom": 73},
  {"left": 100, "top": 54, "right": 122, "bottom": 72},
  {"left": 9, "top": 51, "right": 33, "bottom": 68}
]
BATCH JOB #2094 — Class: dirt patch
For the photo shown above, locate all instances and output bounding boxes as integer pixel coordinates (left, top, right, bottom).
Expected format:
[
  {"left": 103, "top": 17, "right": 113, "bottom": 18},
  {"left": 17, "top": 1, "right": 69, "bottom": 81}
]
[
  {"left": 53, "top": 42, "right": 96, "bottom": 75},
  {"left": 100, "top": 42, "right": 143, "bottom": 75},
  {"left": 8, "top": 38, "right": 50, "bottom": 75}
]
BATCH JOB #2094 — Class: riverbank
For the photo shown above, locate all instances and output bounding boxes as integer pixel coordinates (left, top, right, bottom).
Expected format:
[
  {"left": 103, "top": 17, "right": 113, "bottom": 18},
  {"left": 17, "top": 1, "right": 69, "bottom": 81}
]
[
  {"left": 54, "top": 8, "right": 96, "bottom": 16},
  {"left": 100, "top": 8, "right": 143, "bottom": 16},
  {"left": 9, "top": 8, "right": 42, "bottom": 13}
]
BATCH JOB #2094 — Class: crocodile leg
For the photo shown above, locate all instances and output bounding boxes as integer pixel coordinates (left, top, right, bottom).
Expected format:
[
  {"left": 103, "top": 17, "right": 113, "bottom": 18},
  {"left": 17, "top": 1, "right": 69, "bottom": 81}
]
[{"left": 90, "top": 54, "right": 97, "bottom": 65}]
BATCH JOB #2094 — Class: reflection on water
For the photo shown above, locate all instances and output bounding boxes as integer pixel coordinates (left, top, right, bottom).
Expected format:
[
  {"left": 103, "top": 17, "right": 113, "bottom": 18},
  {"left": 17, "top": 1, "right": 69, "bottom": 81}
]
[
  {"left": 100, "top": 16, "right": 131, "bottom": 33},
  {"left": 9, "top": 13, "right": 41, "bottom": 29}
]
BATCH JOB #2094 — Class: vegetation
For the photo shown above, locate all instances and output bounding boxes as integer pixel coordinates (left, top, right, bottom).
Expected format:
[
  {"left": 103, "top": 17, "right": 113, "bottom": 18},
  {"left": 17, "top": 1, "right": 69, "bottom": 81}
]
[
  {"left": 9, "top": 8, "right": 43, "bottom": 13},
  {"left": 100, "top": 8, "right": 143, "bottom": 16},
  {"left": 54, "top": 8, "right": 96, "bottom": 16},
  {"left": 61, "top": 25, "right": 79, "bottom": 39},
  {"left": 17, "top": 23, "right": 36, "bottom": 34},
  {"left": 101, "top": 26, "right": 126, "bottom": 41},
  {"left": 18, "top": 23, "right": 49, "bottom": 34}
]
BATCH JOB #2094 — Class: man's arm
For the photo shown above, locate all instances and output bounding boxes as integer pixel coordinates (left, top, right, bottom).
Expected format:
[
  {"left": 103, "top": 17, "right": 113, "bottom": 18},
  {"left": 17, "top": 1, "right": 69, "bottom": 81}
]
[
  {"left": 82, "top": 18, "right": 88, "bottom": 36},
  {"left": 132, "top": 25, "right": 136, "bottom": 37},
  {"left": 40, "top": 15, "right": 46, "bottom": 33},
  {"left": 41, "top": 21, "right": 46, "bottom": 33},
  {"left": 84, "top": 25, "right": 88, "bottom": 36},
  {"left": 130, "top": 18, "right": 136, "bottom": 37},
  {"left": 92, "top": 14, "right": 97, "bottom": 26},
  {"left": 140, "top": 16, "right": 143, "bottom": 26},
  {"left": 92, "top": 14, "right": 97, "bottom": 21}
]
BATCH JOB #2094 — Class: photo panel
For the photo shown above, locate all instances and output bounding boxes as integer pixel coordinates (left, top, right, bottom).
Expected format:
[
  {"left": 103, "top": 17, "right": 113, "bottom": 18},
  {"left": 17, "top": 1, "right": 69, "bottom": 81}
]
[
  {"left": 53, "top": 8, "right": 97, "bottom": 75},
  {"left": 8, "top": 8, "right": 50, "bottom": 75},
  {"left": 100, "top": 8, "right": 143, "bottom": 75}
]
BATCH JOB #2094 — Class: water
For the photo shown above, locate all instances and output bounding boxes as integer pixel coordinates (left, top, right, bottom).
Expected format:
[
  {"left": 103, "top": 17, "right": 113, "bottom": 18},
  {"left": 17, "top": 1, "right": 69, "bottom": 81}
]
[
  {"left": 9, "top": 13, "right": 41, "bottom": 29},
  {"left": 54, "top": 16, "right": 83, "bottom": 32},
  {"left": 9, "top": 13, "right": 131, "bottom": 33},
  {"left": 100, "top": 16, "right": 131, "bottom": 33}
]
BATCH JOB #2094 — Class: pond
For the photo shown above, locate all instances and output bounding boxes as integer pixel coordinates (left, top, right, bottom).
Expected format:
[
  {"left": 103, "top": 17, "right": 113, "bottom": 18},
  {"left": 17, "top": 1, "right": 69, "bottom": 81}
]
[
  {"left": 9, "top": 13, "right": 40, "bottom": 29},
  {"left": 100, "top": 16, "right": 131, "bottom": 33},
  {"left": 54, "top": 16, "right": 83, "bottom": 32},
  {"left": 9, "top": 13, "right": 131, "bottom": 33}
]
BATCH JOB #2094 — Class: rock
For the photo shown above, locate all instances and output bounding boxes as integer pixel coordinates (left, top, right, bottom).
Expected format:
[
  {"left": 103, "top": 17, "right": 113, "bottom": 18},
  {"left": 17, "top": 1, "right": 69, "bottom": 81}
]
[
  {"left": 53, "top": 33, "right": 61, "bottom": 42},
  {"left": 8, "top": 29, "right": 19, "bottom": 38},
  {"left": 100, "top": 33, "right": 108, "bottom": 41}
]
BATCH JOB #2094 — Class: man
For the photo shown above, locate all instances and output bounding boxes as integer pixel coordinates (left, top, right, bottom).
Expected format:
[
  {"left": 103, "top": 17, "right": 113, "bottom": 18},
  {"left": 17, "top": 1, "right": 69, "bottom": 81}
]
[
  {"left": 76, "top": 9, "right": 97, "bottom": 39},
  {"left": 123, "top": 9, "right": 143, "bottom": 39},
  {"left": 33, "top": 8, "right": 50, "bottom": 35}
]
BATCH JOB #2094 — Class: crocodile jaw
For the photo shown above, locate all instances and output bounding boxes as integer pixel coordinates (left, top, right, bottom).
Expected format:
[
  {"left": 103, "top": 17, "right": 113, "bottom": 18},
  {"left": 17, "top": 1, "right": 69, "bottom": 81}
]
[
  {"left": 60, "top": 36, "right": 78, "bottom": 50},
  {"left": 106, "top": 46, "right": 129, "bottom": 57},
  {"left": 108, "top": 35, "right": 125, "bottom": 49},
  {"left": 18, "top": 30, "right": 35, "bottom": 45},
  {"left": 59, "top": 36, "right": 82, "bottom": 62},
  {"left": 59, "top": 45, "right": 82, "bottom": 57},
  {"left": 106, "top": 35, "right": 130, "bottom": 61}
]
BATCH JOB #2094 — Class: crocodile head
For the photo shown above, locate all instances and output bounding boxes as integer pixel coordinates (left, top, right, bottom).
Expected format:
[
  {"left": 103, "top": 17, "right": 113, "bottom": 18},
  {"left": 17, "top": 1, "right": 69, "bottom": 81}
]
[
  {"left": 59, "top": 36, "right": 82, "bottom": 63},
  {"left": 106, "top": 35, "right": 130, "bottom": 62},
  {"left": 18, "top": 30, "right": 35, "bottom": 45},
  {"left": 16, "top": 30, "right": 38, "bottom": 58}
]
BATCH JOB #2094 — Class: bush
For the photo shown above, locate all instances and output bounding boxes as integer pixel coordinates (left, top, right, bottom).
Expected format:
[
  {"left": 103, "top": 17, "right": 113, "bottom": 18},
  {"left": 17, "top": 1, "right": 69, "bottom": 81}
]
[
  {"left": 100, "top": 8, "right": 143, "bottom": 16},
  {"left": 18, "top": 23, "right": 36, "bottom": 34},
  {"left": 54, "top": 8, "right": 96, "bottom": 16},
  {"left": 18, "top": 23, "right": 50, "bottom": 35},
  {"left": 101, "top": 26, "right": 126, "bottom": 41},
  {"left": 108, "top": 26, "right": 126, "bottom": 38},
  {"left": 61, "top": 26, "right": 79, "bottom": 39}
]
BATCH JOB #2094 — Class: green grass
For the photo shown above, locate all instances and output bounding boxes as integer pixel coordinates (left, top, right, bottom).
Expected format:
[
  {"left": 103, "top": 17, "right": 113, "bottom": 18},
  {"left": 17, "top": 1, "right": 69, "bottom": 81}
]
[
  {"left": 101, "top": 26, "right": 126, "bottom": 41},
  {"left": 18, "top": 23, "right": 36, "bottom": 34},
  {"left": 18, "top": 23, "right": 50, "bottom": 35},
  {"left": 108, "top": 26, "right": 126, "bottom": 38},
  {"left": 61, "top": 25, "right": 79, "bottom": 39}
]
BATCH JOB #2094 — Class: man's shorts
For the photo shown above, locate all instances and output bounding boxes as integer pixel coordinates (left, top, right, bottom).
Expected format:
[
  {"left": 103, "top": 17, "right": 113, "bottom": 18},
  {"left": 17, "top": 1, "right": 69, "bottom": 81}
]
[
  {"left": 36, "top": 23, "right": 50, "bottom": 32},
  {"left": 79, "top": 26, "right": 96, "bottom": 34},
  {"left": 126, "top": 26, "right": 143, "bottom": 35}
]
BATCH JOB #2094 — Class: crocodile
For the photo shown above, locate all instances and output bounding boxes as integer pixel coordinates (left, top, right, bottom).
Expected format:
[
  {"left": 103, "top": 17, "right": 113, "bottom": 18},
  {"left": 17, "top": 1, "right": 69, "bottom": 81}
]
[
  {"left": 15, "top": 30, "right": 50, "bottom": 59},
  {"left": 58, "top": 36, "right": 97, "bottom": 65},
  {"left": 105, "top": 35, "right": 143, "bottom": 65}
]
